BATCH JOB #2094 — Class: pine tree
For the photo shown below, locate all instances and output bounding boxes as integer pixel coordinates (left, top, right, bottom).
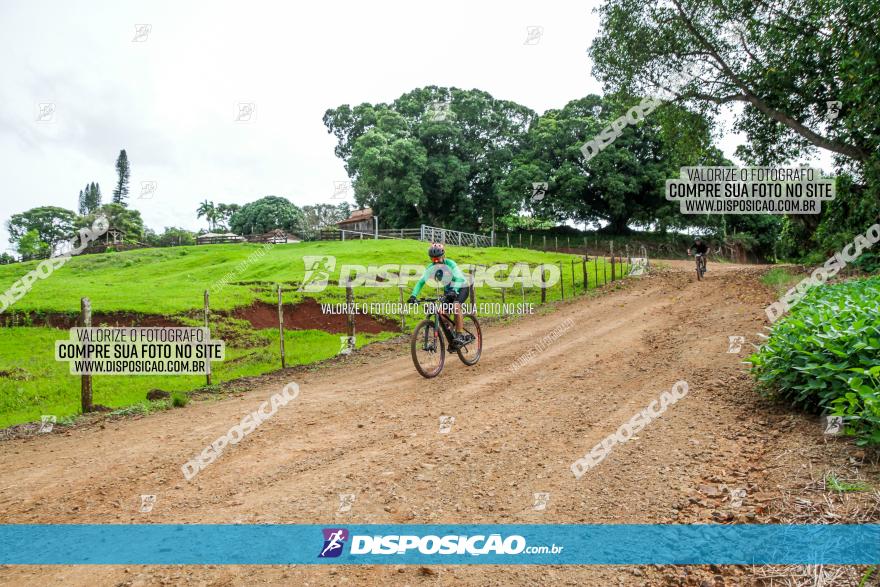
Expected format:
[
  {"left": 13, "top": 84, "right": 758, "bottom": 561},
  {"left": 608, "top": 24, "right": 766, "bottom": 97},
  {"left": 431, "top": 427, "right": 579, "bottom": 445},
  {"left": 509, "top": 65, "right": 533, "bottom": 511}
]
[
  {"left": 112, "top": 149, "right": 130, "bottom": 204},
  {"left": 91, "top": 182, "right": 102, "bottom": 210},
  {"left": 80, "top": 182, "right": 102, "bottom": 214}
]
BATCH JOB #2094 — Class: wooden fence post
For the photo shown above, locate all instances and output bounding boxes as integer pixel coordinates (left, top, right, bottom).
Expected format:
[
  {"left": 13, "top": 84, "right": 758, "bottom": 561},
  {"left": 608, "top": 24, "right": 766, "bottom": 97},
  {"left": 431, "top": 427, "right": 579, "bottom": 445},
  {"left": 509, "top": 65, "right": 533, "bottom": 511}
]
[
  {"left": 345, "top": 284, "right": 355, "bottom": 352},
  {"left": 469, "top": 265, "right": 477, "bottom": 308},
  {"left": 80, "top": 297, "right": 93, "bottom": 413},
  {"left": 582, "top": 257, "right": 587, "bottom": 292},
  {"left": 506, "top": 232, "right": 510, "bottom": 248},
  {"left": 204, "top": 290, "right": 212, "bottom": 386},
  {"left": 519, "top": 233, "right": 522, "bottom": 247},
  {"left": 398, "top": 287, "right": 406, "bottom": 332},
  {"left": 570, "top": 258, "right": 576, "bottom": 294},
  {"left": 540, "top": 264, "right": 546, "bottom": 304},
  {"left": 555, "top": 236, "right": 558, "bottom": 251},
  {"left": 277, "top": 284, "right": 286, "bottom": 368},
  {"left": 559, "top": 261, "right": 564, "bottom": 300},
  {"left": 530, "top": 234, "right": 533, "bottom": 248},
  {"left": 594, "top": 256, "right": 599, "bottom": 288},
  {"left": 611, "top": 256, "right": 616, "bottom": 281}
]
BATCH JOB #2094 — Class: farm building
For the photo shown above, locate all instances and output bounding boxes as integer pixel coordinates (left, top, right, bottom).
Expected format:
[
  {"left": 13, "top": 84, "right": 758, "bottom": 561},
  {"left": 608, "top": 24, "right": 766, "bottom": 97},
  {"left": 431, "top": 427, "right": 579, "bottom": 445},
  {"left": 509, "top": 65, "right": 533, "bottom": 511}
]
[{"left": 337, "top": 207, "right": 374, "bottom": 233}]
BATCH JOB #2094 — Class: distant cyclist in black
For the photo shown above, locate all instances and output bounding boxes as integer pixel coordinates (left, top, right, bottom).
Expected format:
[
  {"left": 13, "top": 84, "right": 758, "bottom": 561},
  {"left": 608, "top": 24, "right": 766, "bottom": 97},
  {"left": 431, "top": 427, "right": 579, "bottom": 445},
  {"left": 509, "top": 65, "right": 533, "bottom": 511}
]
[
  {"left": 688, "top": 237, "right": 709, "bottom": 273},
  {"left": 688, "top": 237, "right": 709, "bottom": 256}
]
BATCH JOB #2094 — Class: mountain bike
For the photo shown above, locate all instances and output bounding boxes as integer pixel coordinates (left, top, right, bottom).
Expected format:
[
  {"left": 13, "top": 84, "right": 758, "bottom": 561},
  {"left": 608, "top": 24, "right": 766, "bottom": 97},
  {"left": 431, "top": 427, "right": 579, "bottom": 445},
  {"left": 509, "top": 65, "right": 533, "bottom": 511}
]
[
  {"left": 410, "top": 297, "right": 482, "bottom": 378},
  {"left": 694, "top": 253, "right": 707, "bottom": 280}
]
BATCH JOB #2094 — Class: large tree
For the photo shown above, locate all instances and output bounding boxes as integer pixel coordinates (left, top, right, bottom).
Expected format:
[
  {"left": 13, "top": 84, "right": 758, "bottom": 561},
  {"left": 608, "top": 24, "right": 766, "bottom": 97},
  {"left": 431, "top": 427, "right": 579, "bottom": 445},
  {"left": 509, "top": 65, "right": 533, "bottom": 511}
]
[
  {"left": 590, "top": 0, "right": 876, "bottom": 164},
  {"left": 112, "top": 149, "right": 130, "bottom": 204},
  {"left": 6, "top": 206, "right": 77, "bottom": 258},
  {"left": 76, "top": 203, "right": 145, "bottom": 243},
  {"left": 324, "top": 87, "right": 537, "bottom": 231},
  {"left": 590, "top": 0, "right": 880, "bottom": 251},
  {"left": 228, "top": 196, "right": 304, "bottom": 235},
  {"left": 503, "top": 95, "right": 721, "bottom": 233}
]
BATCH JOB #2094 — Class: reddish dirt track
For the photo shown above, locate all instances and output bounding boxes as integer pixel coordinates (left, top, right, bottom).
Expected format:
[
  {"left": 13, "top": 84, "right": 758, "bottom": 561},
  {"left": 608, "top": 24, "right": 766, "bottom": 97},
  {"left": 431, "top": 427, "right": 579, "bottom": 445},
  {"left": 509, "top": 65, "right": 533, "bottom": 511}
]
[{"left": 0, "top": 261, "right": 877, "bottom": 586}]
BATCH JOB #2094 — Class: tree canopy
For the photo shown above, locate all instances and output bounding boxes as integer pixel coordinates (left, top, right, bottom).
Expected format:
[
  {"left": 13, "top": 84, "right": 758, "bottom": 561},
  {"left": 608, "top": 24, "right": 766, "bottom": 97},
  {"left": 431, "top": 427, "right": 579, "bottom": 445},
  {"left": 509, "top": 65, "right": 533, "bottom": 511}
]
[
  {"left": 228, "top": 196, "right": 304, "bottom": 235},
  {"left": 76, "top": 203, "right": 145, "bottom": 243},
  {"left": 324, "top": 87, "right": 537, "bottom": 231},
  {"left": 589, "top": 0, "right": 880, "bottom": 251},
  {"left": 6, "top": 206, "right": 77, "bottom": 258},
  {"left": 503, "top": 94, "right": 723, "bottom": 233}
]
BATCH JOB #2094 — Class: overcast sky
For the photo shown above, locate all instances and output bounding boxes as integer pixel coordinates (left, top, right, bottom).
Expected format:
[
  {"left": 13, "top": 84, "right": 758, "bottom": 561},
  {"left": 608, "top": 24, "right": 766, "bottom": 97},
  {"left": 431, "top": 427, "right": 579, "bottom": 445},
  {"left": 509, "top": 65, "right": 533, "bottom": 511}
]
[{"left": 1, "top": 0, "right": 829, "bottom": 254}]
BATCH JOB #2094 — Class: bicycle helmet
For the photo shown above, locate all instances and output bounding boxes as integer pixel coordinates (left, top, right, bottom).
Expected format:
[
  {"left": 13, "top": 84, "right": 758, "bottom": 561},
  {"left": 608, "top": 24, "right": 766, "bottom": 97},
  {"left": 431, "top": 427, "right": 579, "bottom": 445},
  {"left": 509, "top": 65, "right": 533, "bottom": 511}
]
[{"left": 428, "top": 242, "right": 445, "bottom": 259}]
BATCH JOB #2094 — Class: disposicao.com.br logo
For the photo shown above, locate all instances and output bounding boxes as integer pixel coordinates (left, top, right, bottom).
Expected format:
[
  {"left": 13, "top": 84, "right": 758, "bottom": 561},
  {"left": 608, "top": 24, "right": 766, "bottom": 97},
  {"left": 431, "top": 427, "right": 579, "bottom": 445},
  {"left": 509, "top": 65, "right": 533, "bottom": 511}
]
[
  {"left": 318, "top": 528, "right": 562, "bottom": 558},
  {"left": 299, "top": 256, "right": 561, "bottom": 292}
]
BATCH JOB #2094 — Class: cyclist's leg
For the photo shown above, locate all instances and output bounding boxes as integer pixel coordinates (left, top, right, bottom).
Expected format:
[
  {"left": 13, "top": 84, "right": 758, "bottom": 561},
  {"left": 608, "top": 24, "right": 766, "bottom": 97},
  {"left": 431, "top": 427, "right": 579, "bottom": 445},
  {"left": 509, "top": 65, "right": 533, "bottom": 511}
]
[{"left": 454, "top": 287, "right": 468, "bottom": 333}]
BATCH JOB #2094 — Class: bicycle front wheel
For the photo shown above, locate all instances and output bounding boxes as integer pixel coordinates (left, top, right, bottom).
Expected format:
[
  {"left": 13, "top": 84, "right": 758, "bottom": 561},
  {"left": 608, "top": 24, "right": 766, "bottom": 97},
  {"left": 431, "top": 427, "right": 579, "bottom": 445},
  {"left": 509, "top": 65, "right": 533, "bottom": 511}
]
[
  {"left": 411, "top": 319, "right": 445, "bottom": 378},
  {"left": 456, "top": 314, "right": 483, "bottom": 366}
]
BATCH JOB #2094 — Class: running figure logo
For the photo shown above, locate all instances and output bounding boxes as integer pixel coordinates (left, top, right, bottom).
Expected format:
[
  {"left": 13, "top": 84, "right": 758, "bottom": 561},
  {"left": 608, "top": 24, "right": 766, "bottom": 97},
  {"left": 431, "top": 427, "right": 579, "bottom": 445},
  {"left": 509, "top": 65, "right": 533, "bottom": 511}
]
[
  {"left": 300, "top": 256, "right": 336, "bottom": 292},
  {"left": 318, "top": 528, "right": 349, "bottom": 558}
]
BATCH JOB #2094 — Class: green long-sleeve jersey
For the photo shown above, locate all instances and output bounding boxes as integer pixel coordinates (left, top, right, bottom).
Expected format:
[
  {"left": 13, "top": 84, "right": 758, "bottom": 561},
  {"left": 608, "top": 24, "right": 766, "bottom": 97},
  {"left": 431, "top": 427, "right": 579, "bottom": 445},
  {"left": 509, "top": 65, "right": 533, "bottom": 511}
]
[{"left": 410, "top": 258, "right": 467, "bottom": 297}]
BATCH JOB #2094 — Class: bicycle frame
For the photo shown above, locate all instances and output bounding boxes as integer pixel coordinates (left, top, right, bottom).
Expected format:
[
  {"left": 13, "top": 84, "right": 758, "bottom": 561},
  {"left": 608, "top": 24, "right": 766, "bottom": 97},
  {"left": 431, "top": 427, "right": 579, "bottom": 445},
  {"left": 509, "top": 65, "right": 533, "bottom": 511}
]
[{"left": 425, "top": 301, "right": 458, "bottom": 346}]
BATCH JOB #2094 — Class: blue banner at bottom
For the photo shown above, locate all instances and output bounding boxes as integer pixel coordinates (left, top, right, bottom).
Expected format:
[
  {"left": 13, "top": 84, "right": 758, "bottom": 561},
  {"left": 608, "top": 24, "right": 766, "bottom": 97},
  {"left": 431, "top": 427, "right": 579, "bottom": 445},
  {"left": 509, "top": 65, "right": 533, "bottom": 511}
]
[{"left": 1, "top": 524, "right": 878, "bottom": 565}]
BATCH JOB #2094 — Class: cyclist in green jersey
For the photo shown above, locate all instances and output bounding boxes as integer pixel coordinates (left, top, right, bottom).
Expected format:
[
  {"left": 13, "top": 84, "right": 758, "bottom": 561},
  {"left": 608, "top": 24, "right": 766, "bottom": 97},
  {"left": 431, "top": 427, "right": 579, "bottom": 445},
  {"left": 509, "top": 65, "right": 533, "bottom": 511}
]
[{"left": 407, "top": 242, "right": 472, "bottom": 347}]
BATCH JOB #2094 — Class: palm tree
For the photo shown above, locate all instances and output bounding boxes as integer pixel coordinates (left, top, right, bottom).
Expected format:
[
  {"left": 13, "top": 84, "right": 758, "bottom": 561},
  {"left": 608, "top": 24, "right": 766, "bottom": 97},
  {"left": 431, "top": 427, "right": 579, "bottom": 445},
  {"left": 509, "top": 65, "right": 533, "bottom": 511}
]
[{"left": 196, "top": 200, "right": 216, "bottom": 230}]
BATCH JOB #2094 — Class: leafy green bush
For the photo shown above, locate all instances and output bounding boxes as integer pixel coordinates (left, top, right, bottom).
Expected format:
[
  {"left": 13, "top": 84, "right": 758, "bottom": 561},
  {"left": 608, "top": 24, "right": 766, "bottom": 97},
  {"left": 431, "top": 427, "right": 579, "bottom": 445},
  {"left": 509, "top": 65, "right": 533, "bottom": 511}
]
[
  {"left": 748, "top": 277, "right": 880, "bottom": 444},
  {"left": 853, "top": 251, "right": 880, "bottom": 274},
  {"left": 171, "top": 392, "right": 189, "bottom": 408}
]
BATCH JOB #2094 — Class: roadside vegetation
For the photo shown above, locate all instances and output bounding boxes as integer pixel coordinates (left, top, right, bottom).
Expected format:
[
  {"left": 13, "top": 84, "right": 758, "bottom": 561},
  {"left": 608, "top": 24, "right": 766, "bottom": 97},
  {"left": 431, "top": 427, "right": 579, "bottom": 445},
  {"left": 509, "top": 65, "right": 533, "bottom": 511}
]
[
  {"left": 0, "top": 324, "right": 394, "bottom": 428},
  {"left": 749, "top": 276, "right": 880, "bottom": 445}
]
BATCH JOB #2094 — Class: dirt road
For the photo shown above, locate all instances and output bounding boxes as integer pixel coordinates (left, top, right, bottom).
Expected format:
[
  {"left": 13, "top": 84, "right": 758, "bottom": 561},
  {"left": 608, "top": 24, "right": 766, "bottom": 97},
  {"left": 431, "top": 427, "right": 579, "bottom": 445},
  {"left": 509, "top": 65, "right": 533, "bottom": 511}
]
[{"left": 1, "top": 262, "right": 876, "bottom": 586}]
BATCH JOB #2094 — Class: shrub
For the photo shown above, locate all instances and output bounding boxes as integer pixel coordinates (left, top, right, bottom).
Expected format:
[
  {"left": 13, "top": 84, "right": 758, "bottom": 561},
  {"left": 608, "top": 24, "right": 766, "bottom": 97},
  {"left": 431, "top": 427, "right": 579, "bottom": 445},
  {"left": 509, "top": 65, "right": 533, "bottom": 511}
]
[
  {"left": 748, "top": 276, "right": 880, "bottom": 444},
  {"left": 171, "top": 392, "right": 189, "bottom": 408}
]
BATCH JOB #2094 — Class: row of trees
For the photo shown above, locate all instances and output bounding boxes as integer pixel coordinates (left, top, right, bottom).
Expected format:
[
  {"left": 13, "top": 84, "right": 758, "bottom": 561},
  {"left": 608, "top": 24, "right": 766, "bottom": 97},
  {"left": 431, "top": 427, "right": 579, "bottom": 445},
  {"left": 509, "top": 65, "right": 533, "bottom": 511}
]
[
  {"left": 323, "top": 87, "right": 782, "bottom": 257},
  {"left": 5, "top": 204, "right": 146, "bottom": 261},
  {"left": 322, "top": 0, "right": 879, "bottom": 261},
  {"left": 195, "top": 198, "right": 350, "bottom": 235},
  {"left": 2, "top": 195, "right": 352, "bottom": 263}
]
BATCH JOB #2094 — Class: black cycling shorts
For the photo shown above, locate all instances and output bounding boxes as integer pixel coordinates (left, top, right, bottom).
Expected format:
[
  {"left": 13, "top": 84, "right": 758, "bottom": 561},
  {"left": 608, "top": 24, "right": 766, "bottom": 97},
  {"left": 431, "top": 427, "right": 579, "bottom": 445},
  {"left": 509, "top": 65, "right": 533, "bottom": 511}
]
[{"left": 446, "top": 287, "right": 469, "bottom": 304}]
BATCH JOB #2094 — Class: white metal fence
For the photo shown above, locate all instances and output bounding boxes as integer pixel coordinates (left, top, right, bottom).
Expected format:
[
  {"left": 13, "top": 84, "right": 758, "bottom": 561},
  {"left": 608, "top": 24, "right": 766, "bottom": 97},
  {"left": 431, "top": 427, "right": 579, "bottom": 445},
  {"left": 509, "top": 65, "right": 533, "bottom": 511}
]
[{"left": 420, "top": 225, "right": 494, "bottom": 248}]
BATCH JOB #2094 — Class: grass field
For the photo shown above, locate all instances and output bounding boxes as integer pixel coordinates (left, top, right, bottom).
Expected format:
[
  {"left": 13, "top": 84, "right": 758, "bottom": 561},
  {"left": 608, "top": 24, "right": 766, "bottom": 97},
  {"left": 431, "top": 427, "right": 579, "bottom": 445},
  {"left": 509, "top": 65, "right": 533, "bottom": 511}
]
[
  {"left": 0, "top": 326, "right": 394, "bottom": 428},
  {"left": 0, "top": 240, "right": 627, "bottom": 428},
  {"left": 0, "top": 239, "right": 621, "bottom": 315}
]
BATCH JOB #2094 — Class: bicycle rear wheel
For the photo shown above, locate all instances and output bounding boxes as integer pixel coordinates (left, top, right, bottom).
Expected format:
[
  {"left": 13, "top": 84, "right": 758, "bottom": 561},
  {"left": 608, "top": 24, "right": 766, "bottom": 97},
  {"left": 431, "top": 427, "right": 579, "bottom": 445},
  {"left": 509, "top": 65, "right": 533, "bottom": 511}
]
[
  {"left": 411, "top": 319, "right": 445, "bottom": 378},
  {"left": 456, "top": 314, "right": 483, "bottom": 366}
]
